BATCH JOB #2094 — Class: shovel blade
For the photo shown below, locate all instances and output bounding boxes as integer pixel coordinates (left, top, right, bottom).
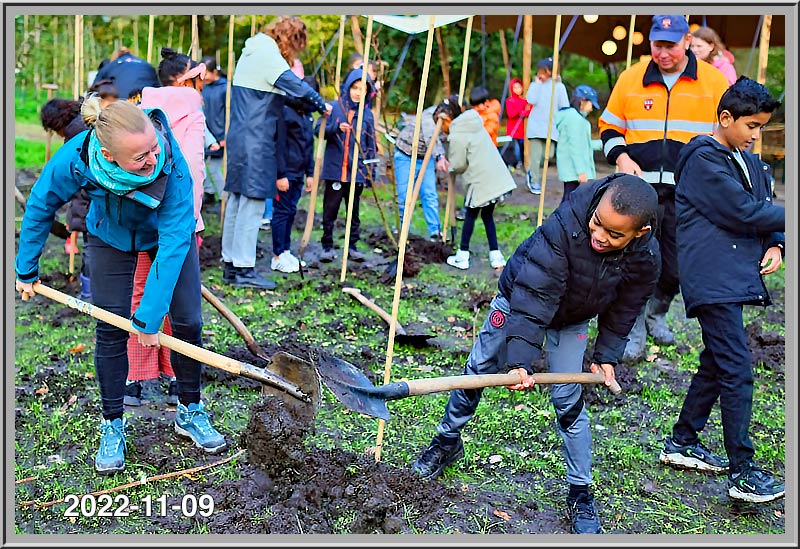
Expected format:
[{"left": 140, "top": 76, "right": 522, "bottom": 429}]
[
  {"left": 315, "top": 353, "right": 391, "bottom": 421},
  {"left": 261, "top": 351, "right": 322, "bottom": 412}
]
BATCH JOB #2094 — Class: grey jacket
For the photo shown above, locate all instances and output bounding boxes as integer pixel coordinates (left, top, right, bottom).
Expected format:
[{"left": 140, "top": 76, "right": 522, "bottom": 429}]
[{"left": 394, "top": 105, "right": 445, "bottom": 159}]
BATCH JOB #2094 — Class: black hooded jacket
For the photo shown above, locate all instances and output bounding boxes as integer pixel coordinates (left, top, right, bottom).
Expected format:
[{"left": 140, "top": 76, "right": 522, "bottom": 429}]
[
  {"left": 498, "top": 174, "right": 661, "bottom": 371},
  {"left": 674, "top": 135, "right": 785, "bottom": 317}
]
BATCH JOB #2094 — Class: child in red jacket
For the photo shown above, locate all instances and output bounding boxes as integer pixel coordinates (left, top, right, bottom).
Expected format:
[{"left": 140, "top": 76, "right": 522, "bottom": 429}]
[{"left": 504, "top": 77, "right": 531, "bottom": 170}]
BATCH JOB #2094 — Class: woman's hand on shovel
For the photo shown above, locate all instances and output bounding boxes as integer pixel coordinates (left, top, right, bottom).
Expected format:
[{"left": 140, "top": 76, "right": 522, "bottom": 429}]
[
  {"left": 134, "top": 328, "right": 161, "bottom": 350},
  {"left": 16, "top": 279, "right": 37, "bottom": 301},
  {"left": 506, "top": 367, "right": 535, "bottom": 391}
]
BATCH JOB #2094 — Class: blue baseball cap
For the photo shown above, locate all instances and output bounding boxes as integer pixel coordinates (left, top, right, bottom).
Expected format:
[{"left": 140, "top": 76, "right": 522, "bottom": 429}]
[
  {"left": 573, "top": 85, "right": 599, "bottom": 109},
  {"left": 650, "top": 15, "right": 690, "bottom": 43}
]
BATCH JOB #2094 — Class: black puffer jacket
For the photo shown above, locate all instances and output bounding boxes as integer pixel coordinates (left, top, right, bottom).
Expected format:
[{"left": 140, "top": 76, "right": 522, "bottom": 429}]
[
  {"left": 92, "top": 53, "right": 159, "bottom": 100},
  {"left": 499, "top": 174, "right": 661, "bottom": 370},
  {"left": 202, "top": 76, "right": 227, "bottom": 159},
  {"left": 675, "top": 135, "right": 785, "bottom": 317}
]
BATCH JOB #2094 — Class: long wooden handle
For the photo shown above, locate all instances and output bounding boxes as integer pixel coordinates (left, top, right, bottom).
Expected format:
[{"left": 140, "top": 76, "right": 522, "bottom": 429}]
[
  {"left": 31, "top": 282, "right": 308, "bottom": 400},
  {"left": 298, "top": 115, "right": 328, "bottom": 259},
  {"left": 342, "top": 287, "right": 406, "bottom": 335},
  {"left": 405, "top": 372, "right": 622, "bottom": 395},
  {"left": 68, "top": 231, "right": 78, "bottom": 275},
  {"left": 200, "top": 284, "right": 266, "bottom": 359}
]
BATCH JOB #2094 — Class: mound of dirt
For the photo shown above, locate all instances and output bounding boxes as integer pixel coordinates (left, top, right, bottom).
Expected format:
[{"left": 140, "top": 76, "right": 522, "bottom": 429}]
[{"left": 745, "top": 321, "right": 785, "bottom": 373}]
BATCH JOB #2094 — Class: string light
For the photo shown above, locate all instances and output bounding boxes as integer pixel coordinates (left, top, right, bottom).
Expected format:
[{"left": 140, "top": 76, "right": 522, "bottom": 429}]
[
  {"left": 612, "top": 25, "right": 627, "bottom": 41},
  {"left": 602, "top": 40, "right": 618, "bottom": 56},
  {"left": 583, "top": 15, "right": 599, "bottom": 24},
  {"left": 632, "top": 31, "right": 644, "bottom": 45}
]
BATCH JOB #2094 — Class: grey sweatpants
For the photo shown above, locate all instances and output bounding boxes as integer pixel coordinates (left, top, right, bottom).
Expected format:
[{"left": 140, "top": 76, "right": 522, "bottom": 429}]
[{"left": 436, "top": 293, "right": 593, "bottom": 485}]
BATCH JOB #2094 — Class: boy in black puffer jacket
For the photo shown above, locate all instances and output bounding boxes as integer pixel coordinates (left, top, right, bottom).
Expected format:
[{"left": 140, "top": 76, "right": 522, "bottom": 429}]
[
  {"left": 412, "top": 173, "right": 660, "bottom": 534},
  {"left": 658, "top": 78, "right": 785, "bottom": 504}
]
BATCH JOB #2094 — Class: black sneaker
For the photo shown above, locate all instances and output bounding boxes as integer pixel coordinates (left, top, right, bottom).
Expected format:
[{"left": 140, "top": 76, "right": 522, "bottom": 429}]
[
  {"left": 348, "top": 246, "right": 365, "bottom": 262},
  {"left": 222, "top": 261, "right": 236, "bottom": 283},
  {"left": 728, "top": 462, "right": 785, "bottom": 503},
  {"left": 123, "top": 381, "right": 142, "bottom": 407},
  {"left": 659, "top": 436, "right": 729, "bottom": 473},
  {"left": 232, "top": 267, "right": 277, "bottom": 290},
  {"left": 566, "top": 492, "right": 602, "bottom": 534},
  {"left": 412, "top": 437, "right": 464, "bottom": 480},
  {"left": 319, "top": 247, "right": 336, "bottom": 263},
  {"left": 165, "top": 377, "right": 178, "bottom": 406}
]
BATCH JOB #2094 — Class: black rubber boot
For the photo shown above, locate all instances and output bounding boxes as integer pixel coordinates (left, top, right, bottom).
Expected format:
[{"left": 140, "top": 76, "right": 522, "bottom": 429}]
[
  {"left": 622, "top": 311, "right": 647, "bottom": 363},
  {"left": 645, "top": 293, "right": 676, "bottom": 345}
]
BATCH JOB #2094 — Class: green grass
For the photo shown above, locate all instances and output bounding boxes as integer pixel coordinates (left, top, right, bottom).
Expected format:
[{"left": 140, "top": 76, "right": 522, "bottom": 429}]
[{"left": 15, "top": 138, "right": 60, "bottom": 169}]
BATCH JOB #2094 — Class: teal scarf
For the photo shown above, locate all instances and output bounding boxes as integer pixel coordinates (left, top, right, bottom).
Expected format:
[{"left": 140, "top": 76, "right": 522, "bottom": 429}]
[{"left": 88, "top": 131, "right": 166, "bottom": 195}]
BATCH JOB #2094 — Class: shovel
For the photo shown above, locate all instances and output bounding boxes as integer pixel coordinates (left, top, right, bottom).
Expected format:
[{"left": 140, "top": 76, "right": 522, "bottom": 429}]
[
  {"left": 315, "top": 353, "right": 622, "bottom": 421},
  {"left": 342, "top": 287, "right": 436, "bottom": 346},
  {"left": 200, "top": 284, "right": 271, "bottom": 362},
  {"left": 30, "top": 282, "right": 321, "bottom": 408}
]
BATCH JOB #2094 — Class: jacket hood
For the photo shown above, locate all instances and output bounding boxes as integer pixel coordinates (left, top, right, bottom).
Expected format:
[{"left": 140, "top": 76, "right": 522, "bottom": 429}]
[
  {"left": 449, "top": 108, "right": 483, "bottom": 134},
  {"left": 140, "top": 86, "right": 203, "bottom": 124},
  {"left": 674, "top": 134, "right": 724, "bottom": 183},
  {"left": 341, "top": 68, "right": 374, "bottom": 110},
  {"left": 509, "top": 77, "right": 523, "bottom": 97}
]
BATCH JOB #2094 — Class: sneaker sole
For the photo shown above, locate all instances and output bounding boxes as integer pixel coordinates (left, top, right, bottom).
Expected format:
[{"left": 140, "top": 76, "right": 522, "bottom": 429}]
[
  {"left": 123, "top": 396, "right": 142, "bottom": 407},
  {"left": 728, "top": 485, "right": 785, "bottom": 503},
  {"left": 413, "top": 445, "right": 465, "bottom": 481},
  {"left": 95, "top": 461, "right": 125, "bottom": 474},
  {"left": 174, "top": 424, "right": 228, "bottom": 454},
  {"left": 659, "top": 451, "right": 729, "bottom": 473}
]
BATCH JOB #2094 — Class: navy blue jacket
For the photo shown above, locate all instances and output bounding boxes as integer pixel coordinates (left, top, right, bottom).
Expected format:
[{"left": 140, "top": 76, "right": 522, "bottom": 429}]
[
  {"left": 202, "top": 76, "right": 227, "bottom": 159},
  {"left": 92, "top": 53, "right": 160, "bottom": 100},
  {"left": 675, "top": 135, "right": 785, "bottom": 317},
  {"left": 498, "top": 174, "right": 661, "bottom": 370},
  {"left": 280, "top": 96, "right": 315, "bottom": 181},
  {"left": 316, "top": 68, "right": 376, "bottom": 184}
]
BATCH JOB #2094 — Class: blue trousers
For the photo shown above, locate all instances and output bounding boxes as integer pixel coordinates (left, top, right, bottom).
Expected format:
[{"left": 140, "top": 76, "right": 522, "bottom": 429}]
[
  {"left": 271, "top": 180, "right": 304, "bottom": 256},
  {"left": 87, "top": 235, "right": 203, "bottom": 419},
  {"left": 393, "top": 149, "right": 441, "bottom": 237},
  {"left": 436, "top": 293, "right": 593, "bottom": 485}
]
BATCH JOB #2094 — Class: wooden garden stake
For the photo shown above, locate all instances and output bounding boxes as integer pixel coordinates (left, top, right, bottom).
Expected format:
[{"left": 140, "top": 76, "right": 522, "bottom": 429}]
[
  {"left": 178, "top": 24, "right": 185, "bottom": 54},
  {"left": 251, "top": 15, "right": 257, "bottom": 37},
  {"left": 351, "top": 15, "right": 364, "bottom": 55},
  {"left": 298, "top": 118, "right": 328, "bottom": 262},
  {"left": 147, "top": 15, "right": 155, "bottom": 65},
  {"left": 374, "top": 16, "right": 436, "bottom": 463},
  {"left": 752, "top": 15, "right": 772, "bottom": 156},
  {"left": 535, "top": 15, "right": 562, "bottom": 227},
  {"left": 626, "top": 15, "right": 636, "bottom": 71},
  {"left": 72, "top": 15, "right": 82, "bottom": 100},
  {"left": 334, "top": 15, "right": 346, "bottom": 99},
  {"left": 522, "top": 16, "right": 532, "bottom": 181},
  {"left": 435, "top": 27, "right": 451, "bottom": 96},
  {"left": 442, "top": 15, "right": 473, "bottom": 242},
  {"left": 220, "top": 14, "right": 235, "bottom": 225},
  {"left": 339, "top": 15, "right": 373, "bottom": 282},
  {"left": 167, "top": 20, "right": 174, "bottom": 49},
  {"left": 191, "top": 15, "right": 200, "bottom": 61},
  {"left": 42, "top": 84, "right": 59, "bottom": 162}
]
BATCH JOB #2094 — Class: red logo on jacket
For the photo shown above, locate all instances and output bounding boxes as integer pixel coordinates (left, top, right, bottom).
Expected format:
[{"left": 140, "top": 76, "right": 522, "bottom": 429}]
[{"left": 644, "top": 99, "right": 654, "bottom": 111}]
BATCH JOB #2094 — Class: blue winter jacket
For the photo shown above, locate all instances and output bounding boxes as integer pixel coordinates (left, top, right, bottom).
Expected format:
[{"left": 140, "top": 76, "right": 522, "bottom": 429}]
[
  {"left": 202, "top": 76, "right": 228, "bottom": 159},
  {"left": 675, "top": 135, "right": 785, "bottom": 317},
  {"left": 224, "top": 33, "right": 326, "bottom": 199},
  {"left": 316, "top": 68, "right": 376, "bottom": 184},
  {"left": 15, "top": 109, "right": 198, "bottom": 334},
  {"left": 281, "top": 96, "right": 315, "bottom": 181},
  {"left": 498, "top": 174, "right": 661, "bottom": 370}
]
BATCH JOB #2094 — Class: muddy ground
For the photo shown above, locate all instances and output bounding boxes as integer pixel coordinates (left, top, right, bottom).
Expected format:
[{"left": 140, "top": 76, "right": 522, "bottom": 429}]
[{"left": 14, "top": 166, "right": 786, "bottom": 536}]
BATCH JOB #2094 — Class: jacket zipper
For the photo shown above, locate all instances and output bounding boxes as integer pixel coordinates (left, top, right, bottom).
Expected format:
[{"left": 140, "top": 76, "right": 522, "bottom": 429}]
[{"left": 660, "top": 84, "right": 672, "bottom": 184}]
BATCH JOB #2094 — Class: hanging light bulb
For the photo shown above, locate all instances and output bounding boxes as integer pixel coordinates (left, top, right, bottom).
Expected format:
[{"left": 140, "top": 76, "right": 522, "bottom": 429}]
[
  {"left": 583, "top": 15, "right": 599, "bottom": 24},
  {"left": 632, "top": 31, "right": 644, "bottom": 45},
  {"left": 602, "top": 40, "right": 618, "bottom": 56},
  {"left": 689, "top": 23, "right": 700, "bottom": 33},
  {"left": 612, "top": 25, "right": 627, "bottom": 41}
]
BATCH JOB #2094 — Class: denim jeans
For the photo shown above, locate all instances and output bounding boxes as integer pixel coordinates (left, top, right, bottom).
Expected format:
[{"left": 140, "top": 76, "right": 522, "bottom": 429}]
[
  {"left": 436, "top": 293, "right": 593, "bottom": 485},
  {"left": 263, "top": 198, "right": 273, "bottom": 221},
  {"left": 393, "top": 150, "right": 441, "bottom": 237},
  {"left": 672, "top": 302, "right": 755, "bottom": 474},
  {"left": 221, "top": 192, "right": 264, "bottom": 268},
  {"left": 271, "top": 180, "right": 304, "bottom": 256},
  {"left": 87, "top": 235, "right": 203, "bottom": 419}
]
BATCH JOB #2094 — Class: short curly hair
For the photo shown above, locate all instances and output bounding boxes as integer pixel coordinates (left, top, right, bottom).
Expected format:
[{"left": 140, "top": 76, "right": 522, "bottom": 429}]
[
  {"left": 40, "top": 98, "right": 82, "bottom": 136},
  {"left": 263, "top": 16, "right": 308, "bottom": 64}
]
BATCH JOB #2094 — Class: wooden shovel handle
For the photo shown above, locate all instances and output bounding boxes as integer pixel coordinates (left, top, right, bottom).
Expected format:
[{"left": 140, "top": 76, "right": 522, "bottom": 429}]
[
  {"left": 405, "top": 372, "right": 622, "bottom": 395},
  {"left": 298, "top": 115, "right": 328, "bottom": 259},
  {"left": 200, "top": 284, "right": 266, "bottom": 359},
  {"left": 31, "top": 282, "right": 306, "bottom": 399},
  {"left": 342, "top": 287, "right": 406, "bottom": 335}
]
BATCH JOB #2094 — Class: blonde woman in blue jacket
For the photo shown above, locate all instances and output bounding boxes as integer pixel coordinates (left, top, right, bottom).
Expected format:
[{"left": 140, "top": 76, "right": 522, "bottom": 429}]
[
  {"left": 554, "top": 85, "right": 603, "bottom": 204},
  {"left": 15, "top": 97, "right": 226, "bottom": 474}
]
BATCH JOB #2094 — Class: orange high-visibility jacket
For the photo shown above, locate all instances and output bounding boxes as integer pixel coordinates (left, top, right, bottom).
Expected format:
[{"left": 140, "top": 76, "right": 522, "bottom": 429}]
[{"left": 599, "top": 52, "right": 729, "bottom": 185}]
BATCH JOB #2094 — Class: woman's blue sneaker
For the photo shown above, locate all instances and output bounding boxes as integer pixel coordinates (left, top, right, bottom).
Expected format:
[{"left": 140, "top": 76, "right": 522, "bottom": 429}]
[
  {"left": 174, "top": 401, "right": 227, "bottom": 454},
  {"left": 95, "top": 417, "right": 127, "bottom": 474}
]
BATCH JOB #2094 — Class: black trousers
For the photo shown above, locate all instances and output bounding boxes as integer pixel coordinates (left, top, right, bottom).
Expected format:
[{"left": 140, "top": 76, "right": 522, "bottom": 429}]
[
  {"left": 560, "top": 181, "right": 579, "bottom": 205},
  {"left": 671, "top": 302, "right": 755, "bottom": 474},
  {"left": 321, "top": 179, "right": 363, "bottom": 250},
  {"left": 653, "top": 184, "right": 679, "bottom": 301},
  {"left": 460, "top": 203, "right": 498, "bottom": 252}
]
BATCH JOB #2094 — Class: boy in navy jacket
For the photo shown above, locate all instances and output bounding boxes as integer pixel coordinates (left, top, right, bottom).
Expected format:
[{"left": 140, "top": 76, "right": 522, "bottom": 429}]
[
  {"left": 315, "top": 68, "right": 376, "bottom": 263},
  {"left": 412, "top": 173, "right": 661, "bottom": 534},
  {"left": 659, "top": 77, "right": 785, "bottom": 504}
]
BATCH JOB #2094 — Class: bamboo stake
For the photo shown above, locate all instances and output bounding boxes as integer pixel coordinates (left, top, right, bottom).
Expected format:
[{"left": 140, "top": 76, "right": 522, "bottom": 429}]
[
  {"left": 298, "top": 118, "right": 329, "bottom": 262},
  {"left": 522, "top": 16, "right": 532, "bottom": 177},
  {"left": 43, "top": 84, "right": 58, "bottom": 162},
  {"left": 435, "top": 27, "right": 451, "bottom": 96},
  {"left": 178, "top": 24, "right": 185, "bottom": 54},
  {"left": 72, "top": 16, "right": 81, "bottom": 100},
  {"left": 78, "top": 16, "right": 84, "bottom": 94},
  {"left": 52, "top": 17, "right": 58, "bottom": 88},
  {"left": 752, "top": 15, "right": 772, "bottom": 156},
  {"left": 18, "top": 450, "right": 245, "bottom": 510},
  {"left": 147, "top": 15, "right": 155, "bottom": 65},
  {"left": 626, "top": 15, "right": 636, "bottom": 71},
  {"left": 168, "top": 21, "right": 173, "bottom": 49},
  {"left": 334, "top": 15, "right": 346, "bottom": 99},
  {"left": 536, "top": 15, "right": 562, "bottom": 227},
  {"left": 442, "top": 15, "right": 473, "bottom": 242},
  {"left": 350, "top": 15, "right": 364, "bottom": 55},
  {"left": 251, "top": 15, "right": 257, "bottom": 37},
  {"left": 191, "top": 15, "right": 200, "bottom": 61},
  {"left": 374, "top": 16, "right": 436, "bottom": 463},
  {"left": 221, "top": 15, "right": 235, "bottom": 225},
  {"left": 498, "top": 29, "right": 509, "bottom": 78},
  {"left": 340, "top": 16, "right": 373, "bottom": 282}
]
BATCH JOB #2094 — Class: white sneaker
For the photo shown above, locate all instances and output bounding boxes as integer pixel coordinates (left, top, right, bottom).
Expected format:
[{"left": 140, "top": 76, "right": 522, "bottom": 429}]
[
  {"left": 285, "top": 251, "right": 307, "bottom": 268},
  {"left": 489, "top": 250, "right": 506, "bottom": 269},
  {"left": 271, "top": 250, "right": 299, "bottom": 273},
  {"left": 446, "top": 250, "right": 470, "bottom": 270}
]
